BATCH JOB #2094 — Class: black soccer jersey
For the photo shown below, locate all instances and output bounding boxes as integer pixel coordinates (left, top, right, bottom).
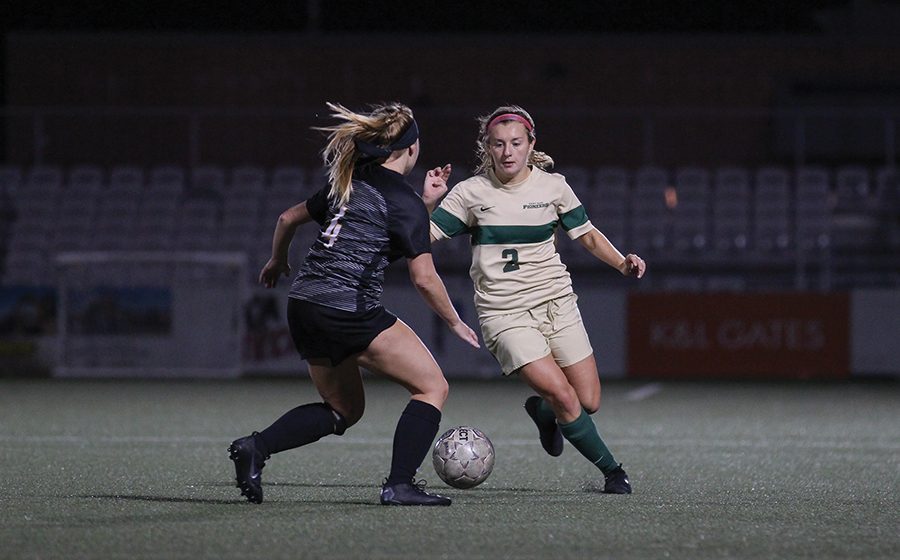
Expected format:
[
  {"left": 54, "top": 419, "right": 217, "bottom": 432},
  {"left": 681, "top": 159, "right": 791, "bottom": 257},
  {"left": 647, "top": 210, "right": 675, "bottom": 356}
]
[{"left": 289, "top": 164, "right": 432, "bottom": 312}]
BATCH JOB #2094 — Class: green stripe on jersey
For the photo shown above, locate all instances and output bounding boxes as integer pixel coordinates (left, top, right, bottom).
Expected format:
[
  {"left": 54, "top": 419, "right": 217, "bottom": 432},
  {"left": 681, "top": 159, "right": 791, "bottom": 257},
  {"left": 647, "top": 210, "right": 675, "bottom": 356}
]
[
  {"left": 559, "top": 205, "right": 589, "bottom": 231},
  {"left": 472, "top": 222, "right": 557, "bottom": 245},
  {"left": 431, "top": 207, "right": 470, "bottom": 238}
]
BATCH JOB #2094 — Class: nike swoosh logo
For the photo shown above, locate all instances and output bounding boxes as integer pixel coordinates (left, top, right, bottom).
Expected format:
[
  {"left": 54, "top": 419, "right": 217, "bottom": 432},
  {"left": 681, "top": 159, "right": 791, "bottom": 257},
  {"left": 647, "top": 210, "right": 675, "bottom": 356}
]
[{"left": 480, "top": 206, "right": 495, "bottom": 211}]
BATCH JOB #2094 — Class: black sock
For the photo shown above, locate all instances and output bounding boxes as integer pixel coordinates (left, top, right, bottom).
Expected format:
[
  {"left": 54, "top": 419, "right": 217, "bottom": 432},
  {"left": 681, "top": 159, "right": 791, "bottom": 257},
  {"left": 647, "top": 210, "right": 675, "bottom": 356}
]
[
  {"left": 257, "top": 402, "right": 346, "bottom": 455},
  {"left": 385, "top": 399, "right": 441, "bottom": 486}
]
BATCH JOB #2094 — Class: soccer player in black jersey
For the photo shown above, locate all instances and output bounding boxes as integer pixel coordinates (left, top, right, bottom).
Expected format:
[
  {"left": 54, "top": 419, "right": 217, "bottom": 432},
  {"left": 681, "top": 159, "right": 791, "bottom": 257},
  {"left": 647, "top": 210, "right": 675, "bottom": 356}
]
[{"left": 229, "top": 102, "right": 480, "bottom": 506}]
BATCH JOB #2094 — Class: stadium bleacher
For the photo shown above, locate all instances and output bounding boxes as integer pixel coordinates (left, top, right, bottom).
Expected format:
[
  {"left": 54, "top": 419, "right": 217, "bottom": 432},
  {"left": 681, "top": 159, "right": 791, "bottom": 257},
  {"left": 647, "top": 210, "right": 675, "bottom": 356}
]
[{"left": 1, "top": 163, "right": 898, "bottom": 288}]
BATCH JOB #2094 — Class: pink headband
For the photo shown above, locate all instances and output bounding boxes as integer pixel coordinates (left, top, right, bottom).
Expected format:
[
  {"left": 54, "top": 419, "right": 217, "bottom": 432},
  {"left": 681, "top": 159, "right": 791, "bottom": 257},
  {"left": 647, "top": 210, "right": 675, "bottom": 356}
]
[{"left": 487, "top": 113, "right": 534, "bottom": 132}]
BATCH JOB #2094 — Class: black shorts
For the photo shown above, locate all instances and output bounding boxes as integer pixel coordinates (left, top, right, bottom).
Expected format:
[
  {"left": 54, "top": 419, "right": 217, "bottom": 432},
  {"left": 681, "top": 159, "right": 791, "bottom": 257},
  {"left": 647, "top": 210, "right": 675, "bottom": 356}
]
[{"left": 287, "top": 297, "right": 398, "bottom": 366}]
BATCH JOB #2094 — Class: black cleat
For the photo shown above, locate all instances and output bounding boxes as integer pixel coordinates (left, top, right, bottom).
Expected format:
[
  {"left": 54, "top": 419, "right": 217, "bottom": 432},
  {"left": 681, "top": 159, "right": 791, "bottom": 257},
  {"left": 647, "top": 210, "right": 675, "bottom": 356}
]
[
  {"left": 524, "top": 396, "right": 563, "bottom": 457},
  {"left": 603, "top": 464, "right": 632, "bottom": 494},
  {"left": 380, "top": 479, "right": 452, "bottom": 506},
  {"left": 228, "top": 432, "right": 269, "bottom": 504}
]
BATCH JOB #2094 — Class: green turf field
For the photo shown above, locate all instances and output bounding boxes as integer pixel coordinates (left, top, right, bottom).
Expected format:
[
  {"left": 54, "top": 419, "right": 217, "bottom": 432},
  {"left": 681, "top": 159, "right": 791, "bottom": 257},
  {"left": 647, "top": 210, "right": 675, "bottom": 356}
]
[{"left": 1, "top": 377, "right": 897, "bottom": 559}]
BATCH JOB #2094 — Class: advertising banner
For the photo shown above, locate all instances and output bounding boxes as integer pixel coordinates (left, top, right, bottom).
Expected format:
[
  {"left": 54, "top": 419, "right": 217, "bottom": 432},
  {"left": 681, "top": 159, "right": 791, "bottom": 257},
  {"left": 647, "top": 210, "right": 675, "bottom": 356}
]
[{"left": 627, "top": 292, "right": 850, "bottom": 379}]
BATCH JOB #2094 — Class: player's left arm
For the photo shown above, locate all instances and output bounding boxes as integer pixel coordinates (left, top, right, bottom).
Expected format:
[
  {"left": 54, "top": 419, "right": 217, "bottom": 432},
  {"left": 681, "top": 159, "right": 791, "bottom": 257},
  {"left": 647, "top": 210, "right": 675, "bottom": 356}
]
[
  {"left": 555, "top": 177, "right": 645, "bottom": 278},
  {"left": 576, "top": 228, "right": 646, "bottom": 278},
  {"left": 407, "top": 253, "right": 480, "bottom": 349}
]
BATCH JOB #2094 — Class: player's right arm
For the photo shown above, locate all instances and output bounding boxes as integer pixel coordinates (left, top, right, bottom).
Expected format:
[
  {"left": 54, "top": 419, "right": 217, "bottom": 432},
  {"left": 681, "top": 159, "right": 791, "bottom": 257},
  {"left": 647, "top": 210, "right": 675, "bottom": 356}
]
[
  {"left": 260, "top": 186, "right": 331, "bottom": 287},
  {"left": 259, "top": 201, "right": 313, "bottom": 288},
  {"left": 429, "top": 180, "right": 472, "bottom": 244},
  {"left": 421, "top": 164, "right": 452, "bottom": 214}
]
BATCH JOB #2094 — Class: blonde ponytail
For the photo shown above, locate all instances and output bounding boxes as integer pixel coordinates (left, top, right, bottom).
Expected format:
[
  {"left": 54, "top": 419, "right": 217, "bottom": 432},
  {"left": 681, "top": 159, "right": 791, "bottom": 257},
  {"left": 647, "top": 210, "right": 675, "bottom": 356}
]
[{"left": 314, "top": 102, "right": 416, "bottom": 207}]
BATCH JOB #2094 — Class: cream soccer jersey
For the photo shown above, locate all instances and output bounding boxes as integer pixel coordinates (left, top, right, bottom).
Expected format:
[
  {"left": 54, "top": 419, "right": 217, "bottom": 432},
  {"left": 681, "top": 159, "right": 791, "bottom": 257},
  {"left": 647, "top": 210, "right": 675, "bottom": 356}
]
[{"left": 430, "top": 167, "right": 594, "bottom": 316}]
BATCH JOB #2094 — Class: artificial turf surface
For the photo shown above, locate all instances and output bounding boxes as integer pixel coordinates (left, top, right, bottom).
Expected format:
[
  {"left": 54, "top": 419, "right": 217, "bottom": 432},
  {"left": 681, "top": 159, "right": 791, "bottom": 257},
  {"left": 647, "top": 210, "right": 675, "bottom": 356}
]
[{"left": 1, "top": 377, "right": 897, "bottom": 559}]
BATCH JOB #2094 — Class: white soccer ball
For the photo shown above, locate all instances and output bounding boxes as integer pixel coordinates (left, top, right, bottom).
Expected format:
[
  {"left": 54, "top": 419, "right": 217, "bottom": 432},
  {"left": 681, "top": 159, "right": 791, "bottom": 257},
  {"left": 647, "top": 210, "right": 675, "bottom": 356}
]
[{"left": 432, "top": 426, "right": 495, "bottom": 489}]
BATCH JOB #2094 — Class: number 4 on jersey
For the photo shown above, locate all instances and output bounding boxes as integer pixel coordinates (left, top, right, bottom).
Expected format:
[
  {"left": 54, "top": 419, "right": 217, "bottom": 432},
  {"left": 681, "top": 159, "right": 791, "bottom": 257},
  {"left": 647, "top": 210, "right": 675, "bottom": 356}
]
[{"left": 322, "top": 206, "right": 347, "bottom": 248}]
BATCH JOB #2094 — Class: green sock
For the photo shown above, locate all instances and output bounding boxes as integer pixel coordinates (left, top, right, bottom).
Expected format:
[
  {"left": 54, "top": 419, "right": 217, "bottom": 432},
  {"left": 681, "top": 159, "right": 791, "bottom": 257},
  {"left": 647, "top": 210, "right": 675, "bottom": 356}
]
[{"left": 558, "top": 409, "right": 619, "bottom": 474}]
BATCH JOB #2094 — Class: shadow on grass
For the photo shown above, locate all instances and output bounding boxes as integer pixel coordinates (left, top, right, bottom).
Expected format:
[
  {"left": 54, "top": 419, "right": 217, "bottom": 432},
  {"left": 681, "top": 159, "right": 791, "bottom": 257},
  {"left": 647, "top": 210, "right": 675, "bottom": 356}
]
[
  {"left": 456, "top": 486, "right": 551, "bottom": 495},
  {"left": 217, "top": 481, "right": 378, "bottom": 490},
  {"left": 206, "top": 480, "right": 557, "bottom": 495},
  {"left": 219, "top": 481, "right": 557, "bottom": 497},
  {"left": 77, "top": 493, "right": 376, "bottom": 506},
  {"left": 78, "top": 494, "right": 239, "bottom": 505}
]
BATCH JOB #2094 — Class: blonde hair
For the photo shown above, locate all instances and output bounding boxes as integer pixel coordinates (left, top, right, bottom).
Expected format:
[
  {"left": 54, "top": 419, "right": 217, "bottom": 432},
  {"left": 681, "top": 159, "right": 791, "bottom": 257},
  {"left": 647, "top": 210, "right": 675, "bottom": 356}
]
[
  {"left": 474, "top": 105, "right": 554, "bottom": 175},
  {"left": 314, "top": 102, "right": 416, "bottom": 207}
]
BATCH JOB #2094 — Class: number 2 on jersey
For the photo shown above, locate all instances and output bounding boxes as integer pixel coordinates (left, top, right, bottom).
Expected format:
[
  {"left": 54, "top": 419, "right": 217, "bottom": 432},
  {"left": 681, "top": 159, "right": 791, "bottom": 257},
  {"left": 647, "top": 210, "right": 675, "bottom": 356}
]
[
  {"left": 322, "top": 206, "right": 347, "bottom": 248},
  {"left": 502, "top": 248, "right": 520, "bottom": 272}
]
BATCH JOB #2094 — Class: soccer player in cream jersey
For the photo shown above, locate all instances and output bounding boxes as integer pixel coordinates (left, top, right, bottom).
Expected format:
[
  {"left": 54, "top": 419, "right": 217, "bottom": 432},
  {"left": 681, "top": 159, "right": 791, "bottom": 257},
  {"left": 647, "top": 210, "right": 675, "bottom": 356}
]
[{"left": 426, "top": 106, "right": 646, "bottom": 494}]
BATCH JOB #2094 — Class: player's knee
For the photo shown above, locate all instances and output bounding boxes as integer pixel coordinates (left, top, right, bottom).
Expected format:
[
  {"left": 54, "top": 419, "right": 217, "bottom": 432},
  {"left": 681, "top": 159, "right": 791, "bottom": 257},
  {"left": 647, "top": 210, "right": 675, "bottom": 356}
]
[
  {"left": 327, "top": 402, "right": 362, "bottom": 433},
  {"left": 342, "top": 409, "right": 363, "bottom": 430},
  {"left": 418, "top": 374, "right": 449, "bottom": 407},
  {"left": 581, "top": 391, "right": 601, "bottom": 414},
  {"left": 431, "top": 375, "right": 450, "bottom": 406},
  {"left": 543, "top": 384, "right": 581, "bottom": 417}
]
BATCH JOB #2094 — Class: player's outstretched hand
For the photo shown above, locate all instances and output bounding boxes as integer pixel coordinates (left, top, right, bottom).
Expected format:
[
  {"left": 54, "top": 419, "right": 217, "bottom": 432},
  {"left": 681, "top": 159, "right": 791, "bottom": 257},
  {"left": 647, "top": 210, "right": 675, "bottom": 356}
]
[
  {"left": 259, "top": 258, "right": 291, "bottom": 288},
  {"left": 450, "top": 320, "right": 481, "bottom": 349},
  {"left": 422, "top": 164, "right": 452, "bottom": 209},
  {"left": 622, "top": 253, "right": 646, "bottom": 278}
]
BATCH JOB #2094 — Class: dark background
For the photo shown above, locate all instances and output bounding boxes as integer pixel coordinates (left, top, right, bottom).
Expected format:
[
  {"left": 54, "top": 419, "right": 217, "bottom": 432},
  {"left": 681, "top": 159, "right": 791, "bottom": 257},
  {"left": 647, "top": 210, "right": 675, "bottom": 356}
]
[
  {"left": 2, "top": 0, "right": 899, "bottom": 288},
  {"left": 1, "top": 1, "right": 898, "bottom": 376},
  {"left": 0, "top": 1, "right": 849, "bottom": 34}
]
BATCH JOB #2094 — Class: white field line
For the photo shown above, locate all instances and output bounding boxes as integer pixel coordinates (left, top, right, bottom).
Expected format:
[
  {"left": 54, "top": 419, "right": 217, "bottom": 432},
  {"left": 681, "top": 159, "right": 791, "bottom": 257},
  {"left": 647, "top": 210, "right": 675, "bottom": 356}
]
[
  {"left": 1, "top": 434, "right": 898, "bottom": 451},
  {"left": 625, "top": 383, "right": 664, "bottom": 401}
]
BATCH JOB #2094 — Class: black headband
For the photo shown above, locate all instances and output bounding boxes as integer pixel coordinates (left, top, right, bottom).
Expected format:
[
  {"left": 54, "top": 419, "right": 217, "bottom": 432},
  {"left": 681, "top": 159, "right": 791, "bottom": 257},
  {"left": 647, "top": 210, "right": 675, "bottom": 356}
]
[{"left": 354, "top": 119, "right": 419, "bottom": 159}]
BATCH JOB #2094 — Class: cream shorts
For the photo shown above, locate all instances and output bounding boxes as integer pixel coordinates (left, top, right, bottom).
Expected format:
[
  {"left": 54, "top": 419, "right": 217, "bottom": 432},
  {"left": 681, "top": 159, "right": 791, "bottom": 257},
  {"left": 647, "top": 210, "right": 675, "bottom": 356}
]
[{"left": 479, "top": 293, "right": 593, "bottom": 375}]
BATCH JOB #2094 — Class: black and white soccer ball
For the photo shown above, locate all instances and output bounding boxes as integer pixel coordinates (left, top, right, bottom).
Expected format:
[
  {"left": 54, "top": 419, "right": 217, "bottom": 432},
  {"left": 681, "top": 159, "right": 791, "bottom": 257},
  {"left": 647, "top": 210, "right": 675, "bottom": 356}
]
[{"left": 432, "top": 426, "right": 495, "bottom": 489}]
